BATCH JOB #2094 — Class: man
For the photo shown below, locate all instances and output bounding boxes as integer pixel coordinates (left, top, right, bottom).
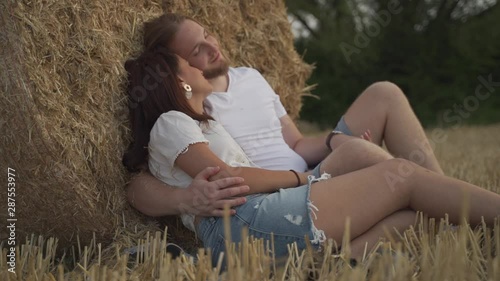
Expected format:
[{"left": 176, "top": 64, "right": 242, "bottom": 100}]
[{"left": 126, "top": 13, "right": 444, "bottom": 218}]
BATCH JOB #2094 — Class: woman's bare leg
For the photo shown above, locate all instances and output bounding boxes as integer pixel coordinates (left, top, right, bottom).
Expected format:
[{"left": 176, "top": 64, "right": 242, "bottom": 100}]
[
  {"left": 309, "top": 158, "right": 500, "bottom": 243},
  {"left": 349, "top": 209, "right": 417, "bottom": 259},
  {"left": 343, "top": 82, "right": 444, "bottom": 174},
  {"left": 320, "top": 139, "right": 393, "bottom": 177}
]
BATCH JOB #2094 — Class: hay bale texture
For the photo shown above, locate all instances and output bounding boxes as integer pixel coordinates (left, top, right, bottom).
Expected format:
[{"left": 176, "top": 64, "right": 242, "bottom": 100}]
[{"left": 0, "top": 0, "right": 313, "bottom": 249}]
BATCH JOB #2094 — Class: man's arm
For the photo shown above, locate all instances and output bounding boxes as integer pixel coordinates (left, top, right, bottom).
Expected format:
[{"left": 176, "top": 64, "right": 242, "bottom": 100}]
[
  {"left": 126, "top": 166, "right": 250, "bottom": 217},
  {"left": 280, "top": 115, "right": 365, "bottom": 166}
]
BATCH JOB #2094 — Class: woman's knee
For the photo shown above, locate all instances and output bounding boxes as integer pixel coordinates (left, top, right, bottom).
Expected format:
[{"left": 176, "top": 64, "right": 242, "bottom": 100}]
[
  {"left": 377, "top": 158, "right": 418, "bottom": 170},
  {"left": 322, "top": 139, "right": 393, "bottom": 176},
  {"left": 375, "top": 158, "right": 420, "bottom": 190},
  {"left": 337, "top": 139, "right": 392, "bottom": 161}
]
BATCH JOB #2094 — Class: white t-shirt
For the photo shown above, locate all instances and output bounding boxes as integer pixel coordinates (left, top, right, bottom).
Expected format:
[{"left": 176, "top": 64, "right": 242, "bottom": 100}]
[
  {"left": 205, "top": 67, "right": 308, "bottom": 172},
  {"left": 148, "top": 111, "right": 254, "bottom": 232}
]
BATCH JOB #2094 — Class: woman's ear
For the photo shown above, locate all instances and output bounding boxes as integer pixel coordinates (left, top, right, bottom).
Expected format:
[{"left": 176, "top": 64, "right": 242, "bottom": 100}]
[{"left": 176, "top": 76, "right": 186, "bottom": 89}]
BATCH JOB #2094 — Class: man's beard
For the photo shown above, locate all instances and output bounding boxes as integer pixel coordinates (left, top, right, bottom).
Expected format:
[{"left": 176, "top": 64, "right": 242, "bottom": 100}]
[{"left": 203, "top": 60, "right": 229, "bottom": 80}]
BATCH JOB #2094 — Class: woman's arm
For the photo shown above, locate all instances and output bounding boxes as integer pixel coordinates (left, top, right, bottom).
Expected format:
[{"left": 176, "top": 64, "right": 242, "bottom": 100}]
[
  {"left": 126, "top": 166, "right": 250, "bottom": 217},
  {"left": 175, "top": 143, "right": 309, "bottom": 195}
]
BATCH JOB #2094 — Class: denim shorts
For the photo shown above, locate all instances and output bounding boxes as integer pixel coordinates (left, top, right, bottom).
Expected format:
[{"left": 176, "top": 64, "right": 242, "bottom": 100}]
[
  {"left": 334, "top": 115, "right": 353, "bottom": 136},
  {"left": 196, "top": 164, "right": 331, "bottom": 266}
]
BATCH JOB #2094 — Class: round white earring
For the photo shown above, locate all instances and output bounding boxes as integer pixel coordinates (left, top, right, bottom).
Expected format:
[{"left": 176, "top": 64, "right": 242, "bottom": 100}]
[{"left": 183, "top": 83, "right": 192, "bottom": 99}]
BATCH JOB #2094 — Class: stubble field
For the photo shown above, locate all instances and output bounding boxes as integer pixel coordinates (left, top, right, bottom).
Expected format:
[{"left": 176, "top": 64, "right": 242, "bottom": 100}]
[{"left": 1, "top": 124, "right": 499, "bottom": 281}]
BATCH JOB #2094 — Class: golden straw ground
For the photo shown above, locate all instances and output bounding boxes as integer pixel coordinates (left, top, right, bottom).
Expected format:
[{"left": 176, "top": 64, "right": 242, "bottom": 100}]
[
  {"left": 0, "top": 157, "right": 499, "bottom": 281},
  {"left": 1, "top": 125, "right": 499, "bottom": 280}
]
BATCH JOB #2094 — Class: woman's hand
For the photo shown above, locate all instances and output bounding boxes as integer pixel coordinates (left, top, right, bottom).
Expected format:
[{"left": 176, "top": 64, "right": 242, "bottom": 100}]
[{"left": 180, "top": 166, "right": 250, "bottom": 216}]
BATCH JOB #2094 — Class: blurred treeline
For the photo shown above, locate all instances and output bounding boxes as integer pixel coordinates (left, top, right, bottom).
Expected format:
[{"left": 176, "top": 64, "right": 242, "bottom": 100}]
[{"left": 287, "top": 0, "right": 500, "bottom": 128}]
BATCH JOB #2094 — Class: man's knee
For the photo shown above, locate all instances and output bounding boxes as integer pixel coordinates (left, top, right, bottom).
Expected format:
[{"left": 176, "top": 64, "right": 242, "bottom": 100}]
[{"left": 363, "top": 81, "right": 409, "bottom": 105}]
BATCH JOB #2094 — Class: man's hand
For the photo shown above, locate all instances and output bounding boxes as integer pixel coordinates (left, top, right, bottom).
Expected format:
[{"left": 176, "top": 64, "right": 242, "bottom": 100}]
[
  {"left": 329, "top": 129, "right": 374, "bottom": 151},
  {"left": 179, "top": 166, "right": 250, "bottom": 216},
  {"left": 360, "top": 129, "right": 372, "bottom": 142}
]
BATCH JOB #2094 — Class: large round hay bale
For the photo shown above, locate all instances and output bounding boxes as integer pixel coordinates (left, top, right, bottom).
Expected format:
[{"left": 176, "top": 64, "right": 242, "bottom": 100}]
[{"left": 0, "top": 0, "right": 313, "bottom": 250}]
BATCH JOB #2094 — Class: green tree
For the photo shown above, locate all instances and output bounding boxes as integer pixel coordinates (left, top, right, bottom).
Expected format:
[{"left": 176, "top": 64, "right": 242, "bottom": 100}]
[{"left": 287, "top": 0, "right": 500, "bottom": 127}]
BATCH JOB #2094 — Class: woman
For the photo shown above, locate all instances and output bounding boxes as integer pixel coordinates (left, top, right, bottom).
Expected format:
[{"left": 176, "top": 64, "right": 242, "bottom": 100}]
[{"left": 123, "top": 49, "right": 500, "bottom": 265}]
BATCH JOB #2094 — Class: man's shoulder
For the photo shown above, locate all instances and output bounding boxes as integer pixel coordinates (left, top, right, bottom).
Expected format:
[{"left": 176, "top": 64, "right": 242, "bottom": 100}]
[{"left": 229, "top": 66, "right": 263, "bottom": 79}]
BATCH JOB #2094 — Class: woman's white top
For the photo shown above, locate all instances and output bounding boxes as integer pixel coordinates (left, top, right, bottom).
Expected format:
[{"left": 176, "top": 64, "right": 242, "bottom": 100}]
[{"left": 148, "top": 110, "right": 254, "bottom": 232}]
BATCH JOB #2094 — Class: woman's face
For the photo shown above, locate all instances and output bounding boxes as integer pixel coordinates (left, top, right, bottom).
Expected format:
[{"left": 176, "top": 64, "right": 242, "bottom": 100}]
[{"left": 176, "top": 56, "right": 213, "bottom": 97}]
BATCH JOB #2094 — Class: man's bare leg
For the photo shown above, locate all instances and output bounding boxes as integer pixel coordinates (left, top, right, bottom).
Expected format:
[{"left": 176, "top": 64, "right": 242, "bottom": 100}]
[{"left": 343, "top": 82, "right": 444, "bottom": 174}]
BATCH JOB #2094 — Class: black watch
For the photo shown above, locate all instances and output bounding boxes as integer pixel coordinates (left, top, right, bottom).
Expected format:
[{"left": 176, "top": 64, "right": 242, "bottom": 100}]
[{"left": 325, "top": 130, "right": 344, "bottom": 150}]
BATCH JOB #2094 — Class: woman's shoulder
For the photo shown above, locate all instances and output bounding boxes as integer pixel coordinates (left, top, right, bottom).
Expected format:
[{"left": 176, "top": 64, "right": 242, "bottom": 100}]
[
  {"left": 151, "top": 111, "right": 201, "bottom": 136},
  {"left": 156, "top": 111, "right": 200, "bottom": 126},
  {"left": 158, "top": 110, "right": 191, "bottom": 121}
]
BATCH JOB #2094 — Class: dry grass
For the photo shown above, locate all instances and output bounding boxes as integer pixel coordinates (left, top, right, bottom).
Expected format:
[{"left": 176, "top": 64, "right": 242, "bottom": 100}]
[{"left": 1, "top": 124, "right": 499, "bottom": 281}]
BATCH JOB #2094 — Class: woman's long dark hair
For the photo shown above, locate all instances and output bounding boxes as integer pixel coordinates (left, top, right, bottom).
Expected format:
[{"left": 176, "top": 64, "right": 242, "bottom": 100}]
[{"left": 122, "top": 48, "right": 212, "bottom": 172}]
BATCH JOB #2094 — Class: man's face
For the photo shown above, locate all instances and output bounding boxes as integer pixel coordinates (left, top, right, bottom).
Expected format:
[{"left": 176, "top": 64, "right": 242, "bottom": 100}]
[{"left": 169, "top": 20, "right": 229, "bottom": 80}]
